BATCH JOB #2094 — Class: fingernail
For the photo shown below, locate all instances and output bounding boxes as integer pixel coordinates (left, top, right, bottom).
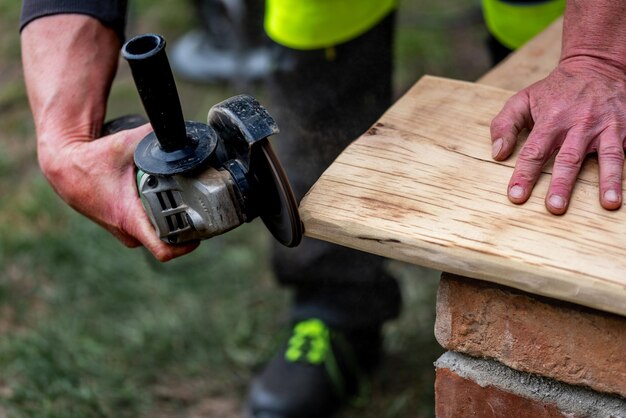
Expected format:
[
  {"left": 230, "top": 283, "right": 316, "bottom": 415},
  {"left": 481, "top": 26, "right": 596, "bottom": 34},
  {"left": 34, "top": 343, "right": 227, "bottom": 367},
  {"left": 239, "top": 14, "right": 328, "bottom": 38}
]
[
  {"left": 509, "top": 185, "right": 524, "bottom": 199},
  {"left": 492, "top": 138, "right": 503, "bottom": 159},
  {"left": 549, "top": 194, "right": 566, "bottom": 209},
  {"left": 604, "top": 189, "right": 619, "bottom": 203}
]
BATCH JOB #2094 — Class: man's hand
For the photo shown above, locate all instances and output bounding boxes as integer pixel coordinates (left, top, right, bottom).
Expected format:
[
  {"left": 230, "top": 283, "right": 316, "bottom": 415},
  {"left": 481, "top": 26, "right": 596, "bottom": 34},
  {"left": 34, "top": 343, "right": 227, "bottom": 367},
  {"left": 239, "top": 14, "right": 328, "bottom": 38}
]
[
  {"left": 491, "top": 59, "right": 626, "bottom": 214},
  {"left": 22, "top": 14, "right": 197, "bottom": 261},
  {"left": 40, "top": 124, "right": 199, "bottom": 261},
  {"left": 490, "top": 0, "right": 626, "bottom": 215}
]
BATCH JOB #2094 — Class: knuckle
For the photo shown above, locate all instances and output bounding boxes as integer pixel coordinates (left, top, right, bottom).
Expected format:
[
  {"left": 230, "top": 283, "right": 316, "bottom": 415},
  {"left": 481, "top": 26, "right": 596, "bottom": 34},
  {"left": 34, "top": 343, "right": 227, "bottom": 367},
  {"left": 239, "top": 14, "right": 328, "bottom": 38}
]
[
  {"left": 602, "top": 172, "right": 622, "bottom": 186},
  {"left": 543, "top": 107, "right": 564, "bottom": 121},
  {"left": 554, "top": 148, "right": 583, "bottom": 168},
  {"left": 549, "top": 176, "right": 573, "bottom": 191},
  {"left": 490, "top": 118, "right": 508, "bottom": 135},
  {"left": 126, "top": 238, "right": 142, "bottom": 248},
  {"left": 122, "top": 239, "right": 141, "bottom": 249},
  {"left": 599, "top": 144, "right": 625, "bottom": 161},
  {"left": 518, "top": 142, "right": 547, "bottom": 163},
  {"left": 154, "top": 251, "right": 169, "bottom": 263},
  {"left": 110, "top": 227, "right": 140, "bottom": 248},
  {"left": 511, "top": 170, "right": 536, "bottom": 184},
  {"left": 573, "top": 111, "right": 596, "bottom": 130},
  {"left": 153, "top": 247, "right": 173, "bottom": 262}
]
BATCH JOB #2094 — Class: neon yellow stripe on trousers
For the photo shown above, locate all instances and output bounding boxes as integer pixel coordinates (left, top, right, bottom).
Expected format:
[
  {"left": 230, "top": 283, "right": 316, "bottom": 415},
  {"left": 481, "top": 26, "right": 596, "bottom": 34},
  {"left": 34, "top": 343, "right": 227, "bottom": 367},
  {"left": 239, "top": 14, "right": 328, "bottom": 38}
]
[
  {"left": 265, "top": 0, "right": 396, "bottom": 50},
  {"left": 482, "top": 0, "right": 565, "bottom": 50}
]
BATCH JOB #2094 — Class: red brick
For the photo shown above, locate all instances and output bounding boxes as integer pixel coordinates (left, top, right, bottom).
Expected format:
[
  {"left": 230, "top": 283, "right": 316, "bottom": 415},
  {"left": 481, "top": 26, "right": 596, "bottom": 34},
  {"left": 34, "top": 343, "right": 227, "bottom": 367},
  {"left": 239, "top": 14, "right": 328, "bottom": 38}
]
[
  {"left": 435, "top": 273, "right": 626, "bottom": 398},
  {"left": 435, "top": 351, "right": 626, "bottom": 417},
  {"left": 435, "top": 367, "right": 574, "bottom": 418}
]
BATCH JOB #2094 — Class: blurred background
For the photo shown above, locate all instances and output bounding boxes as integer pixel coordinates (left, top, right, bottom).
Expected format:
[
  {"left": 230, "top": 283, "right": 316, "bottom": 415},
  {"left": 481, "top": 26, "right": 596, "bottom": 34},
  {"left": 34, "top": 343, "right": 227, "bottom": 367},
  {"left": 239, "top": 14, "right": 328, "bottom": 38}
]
[{"left": 0, "top": 0, "right": 491, "bottom": 416}]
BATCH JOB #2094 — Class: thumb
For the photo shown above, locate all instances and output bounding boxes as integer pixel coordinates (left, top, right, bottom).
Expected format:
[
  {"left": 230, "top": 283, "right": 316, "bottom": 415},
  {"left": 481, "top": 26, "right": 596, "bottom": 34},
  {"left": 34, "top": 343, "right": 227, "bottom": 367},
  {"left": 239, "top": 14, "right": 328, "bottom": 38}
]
[
  {"left": 107, "top": 122, "right": 199, "bottom": 261},
  {"left": 102, "top": 123, "right": 153, "bottom": 166},
  {"left": 490, "top": 90, "right": 532, "bottom": 161}
]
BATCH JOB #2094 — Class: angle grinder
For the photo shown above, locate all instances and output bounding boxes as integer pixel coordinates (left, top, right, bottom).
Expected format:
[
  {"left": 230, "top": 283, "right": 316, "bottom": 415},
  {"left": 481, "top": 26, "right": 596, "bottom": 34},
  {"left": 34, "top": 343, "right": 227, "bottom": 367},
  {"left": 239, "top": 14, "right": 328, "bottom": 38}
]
[{"left": 119, "top": 33, "right": 302, "bottom": 247}]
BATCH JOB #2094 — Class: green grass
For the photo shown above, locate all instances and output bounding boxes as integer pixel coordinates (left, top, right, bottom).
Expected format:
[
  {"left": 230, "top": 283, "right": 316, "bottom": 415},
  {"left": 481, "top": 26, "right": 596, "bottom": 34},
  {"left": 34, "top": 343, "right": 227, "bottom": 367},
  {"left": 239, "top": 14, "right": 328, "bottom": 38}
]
[
  {"left": 0, "top": 180, "right": 286, "bottom": 417},
  {"left": 0, "top": 0, "right": 490, "bottom": 416}
]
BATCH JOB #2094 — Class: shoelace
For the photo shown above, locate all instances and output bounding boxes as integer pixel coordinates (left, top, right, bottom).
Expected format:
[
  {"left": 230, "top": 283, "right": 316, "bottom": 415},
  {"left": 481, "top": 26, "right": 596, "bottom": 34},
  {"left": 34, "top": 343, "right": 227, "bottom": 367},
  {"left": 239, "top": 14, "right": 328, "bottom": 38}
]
[
  {"left": 283, "top": 319, "right": 370, "bottom": 403},
  {"left": 285, "top": 319, "right": 331, "bottom": 364}
]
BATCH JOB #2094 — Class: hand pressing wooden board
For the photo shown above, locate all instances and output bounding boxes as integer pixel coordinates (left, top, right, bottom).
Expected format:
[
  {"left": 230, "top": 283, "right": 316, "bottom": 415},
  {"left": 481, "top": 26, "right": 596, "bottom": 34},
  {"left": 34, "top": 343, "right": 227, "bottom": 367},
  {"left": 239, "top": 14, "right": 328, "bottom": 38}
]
[{"left": 299, "top": 75, "right": 626, "bottom": 317}]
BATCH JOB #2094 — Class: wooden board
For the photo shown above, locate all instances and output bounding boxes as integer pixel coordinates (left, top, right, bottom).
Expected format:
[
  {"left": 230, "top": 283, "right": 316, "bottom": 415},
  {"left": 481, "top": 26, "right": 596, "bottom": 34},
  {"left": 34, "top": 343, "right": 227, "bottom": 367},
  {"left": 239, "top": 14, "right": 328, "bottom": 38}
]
[{"left": 299, "top": 75, "right": 626, "bottom": 317}]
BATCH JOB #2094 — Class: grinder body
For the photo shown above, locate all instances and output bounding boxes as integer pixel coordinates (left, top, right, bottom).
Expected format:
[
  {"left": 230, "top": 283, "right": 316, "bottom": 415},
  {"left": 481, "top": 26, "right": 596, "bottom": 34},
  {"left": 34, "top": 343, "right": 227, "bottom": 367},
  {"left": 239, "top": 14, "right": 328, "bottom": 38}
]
[
  {"left": 122, "top": 34, "right": 302, "bottom": 248},
  {"left": 137, "top": 167, "right": 243, "bottom": 244}
]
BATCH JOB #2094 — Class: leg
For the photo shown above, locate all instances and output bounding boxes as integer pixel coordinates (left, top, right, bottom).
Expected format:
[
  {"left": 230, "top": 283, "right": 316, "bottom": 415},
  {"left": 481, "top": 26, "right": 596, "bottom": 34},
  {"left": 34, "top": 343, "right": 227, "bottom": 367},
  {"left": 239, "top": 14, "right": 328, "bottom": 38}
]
[
  {"left": 247, "top": 13, "right": 401, "bottom": 418},
  {"left": 170, "top": 0, "right": 271, "bottom": 84},
  {"left": 269, "top": 11, "right": 400, "bottom": 332},
  {"left": 485, "top": 32, "right": 513, "bottom": 66}
]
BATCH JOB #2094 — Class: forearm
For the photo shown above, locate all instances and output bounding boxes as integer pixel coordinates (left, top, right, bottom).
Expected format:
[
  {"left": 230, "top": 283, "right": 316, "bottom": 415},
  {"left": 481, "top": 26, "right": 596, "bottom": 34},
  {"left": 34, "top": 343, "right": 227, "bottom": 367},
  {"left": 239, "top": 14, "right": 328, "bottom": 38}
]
[
  {"left": 21, "top": 14, "right": 120, "bottom": 169},
  {"left": 19, "top": 11, "right": 196, "bottom": 261},
  {"left": 561, "top": 0, "right": 626, "bottom": 74}
]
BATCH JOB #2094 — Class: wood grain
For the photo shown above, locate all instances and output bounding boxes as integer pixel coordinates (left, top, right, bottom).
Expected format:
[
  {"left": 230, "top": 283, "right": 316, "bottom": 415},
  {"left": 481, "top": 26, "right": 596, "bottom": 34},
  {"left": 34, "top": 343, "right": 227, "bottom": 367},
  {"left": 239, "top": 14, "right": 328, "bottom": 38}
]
[{"left": 299, "top": 76, "right": 626, "bottom": 316}]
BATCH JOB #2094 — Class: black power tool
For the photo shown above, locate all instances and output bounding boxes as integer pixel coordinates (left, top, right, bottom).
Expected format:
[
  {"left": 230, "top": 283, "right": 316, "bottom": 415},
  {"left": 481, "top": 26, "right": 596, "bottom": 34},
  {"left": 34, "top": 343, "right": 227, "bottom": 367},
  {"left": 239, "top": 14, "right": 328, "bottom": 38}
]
[{"left": 121, "top": 33, "right": 302, "bottom": 247}]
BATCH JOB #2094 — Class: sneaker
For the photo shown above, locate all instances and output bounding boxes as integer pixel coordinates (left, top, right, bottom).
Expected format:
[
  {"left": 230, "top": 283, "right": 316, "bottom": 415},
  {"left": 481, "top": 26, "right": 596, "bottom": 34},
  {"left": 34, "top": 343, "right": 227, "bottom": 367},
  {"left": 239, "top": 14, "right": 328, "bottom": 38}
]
[
  {"left": 245, "top": 319, "right": 382, "bottom": 418},
  {"left": 169, "top": 29, "right": 273, "bottom": 85}
]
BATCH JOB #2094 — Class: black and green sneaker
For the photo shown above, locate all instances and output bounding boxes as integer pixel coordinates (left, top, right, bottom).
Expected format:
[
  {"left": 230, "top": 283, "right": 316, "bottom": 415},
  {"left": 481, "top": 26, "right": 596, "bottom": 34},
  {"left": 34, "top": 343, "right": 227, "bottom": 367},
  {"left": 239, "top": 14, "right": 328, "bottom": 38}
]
[{"left": 246, "top": 318, "right": 381, "bottom": 418}]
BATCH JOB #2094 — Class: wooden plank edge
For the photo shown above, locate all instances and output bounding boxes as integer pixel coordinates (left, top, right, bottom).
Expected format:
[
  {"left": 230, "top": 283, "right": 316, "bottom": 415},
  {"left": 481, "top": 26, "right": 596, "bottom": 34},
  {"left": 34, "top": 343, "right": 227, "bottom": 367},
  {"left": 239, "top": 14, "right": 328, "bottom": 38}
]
[{"left": 299, "top": 210, "right": 626, "bottom": 318}]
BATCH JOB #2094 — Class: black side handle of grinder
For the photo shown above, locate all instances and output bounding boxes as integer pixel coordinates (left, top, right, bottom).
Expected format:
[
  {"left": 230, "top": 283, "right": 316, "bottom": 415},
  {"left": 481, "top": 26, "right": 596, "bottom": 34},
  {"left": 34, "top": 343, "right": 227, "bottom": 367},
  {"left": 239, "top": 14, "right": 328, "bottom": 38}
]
[{"left": 122, "top": 34, "right": 216, "bottom": 176}]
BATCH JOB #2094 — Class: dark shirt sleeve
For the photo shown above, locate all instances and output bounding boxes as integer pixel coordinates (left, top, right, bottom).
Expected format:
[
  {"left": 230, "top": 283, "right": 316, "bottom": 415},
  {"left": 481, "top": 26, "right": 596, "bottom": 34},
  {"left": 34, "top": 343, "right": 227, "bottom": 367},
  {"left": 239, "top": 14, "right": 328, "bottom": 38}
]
[{"left": 20, "top": 0, "right": 128, "bottom": 40}]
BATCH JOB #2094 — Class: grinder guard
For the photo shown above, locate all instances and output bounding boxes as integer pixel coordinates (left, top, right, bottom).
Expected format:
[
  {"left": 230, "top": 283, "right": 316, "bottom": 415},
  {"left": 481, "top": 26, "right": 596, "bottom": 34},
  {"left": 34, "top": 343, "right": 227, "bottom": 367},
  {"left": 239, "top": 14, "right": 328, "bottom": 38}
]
[{"left": 122, "top": 33, "right": 302, "bottom": 247}]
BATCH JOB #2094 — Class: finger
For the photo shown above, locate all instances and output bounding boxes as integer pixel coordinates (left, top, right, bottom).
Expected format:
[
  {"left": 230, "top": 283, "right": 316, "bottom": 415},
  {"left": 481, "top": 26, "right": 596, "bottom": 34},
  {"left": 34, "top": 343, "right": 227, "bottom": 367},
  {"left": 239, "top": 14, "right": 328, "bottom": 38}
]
[
  {"left": 127, "top": 123, "right": 153, "bottom": 139},
  {"left": 127, "top": 195, "right": 199, "bottom": 262},
  {"left": 490, "top": 90, "right": 533, "bottom": 161},
  {"left": 507, "top": 128, "right": 557, "bottom": 204},
  {"left": 110, "top": 124, "right": 198, "bottom": 261},
  {"left": 88, "top": 124, "right": 154, "bottom": 189},
  {"left": 106, "top": 227, "right": 142, "bottom": 248},
  {"left": 103, "top": 121, "right": 153, "bottom": 138},
  {"left": 140, "top": 229, "right": 200, "bottom": 263},
  {"left": 545, "top": 130, "right": 588, "bottom": 215},
  {"left": 597, "top": 129, "right": 625, "bottom": 210},
  {"left": 97, "top": 173, "right": 195, "bottom": 260},
  {"left": 103, "top": 123, "right": 153, "bottom": 163}
]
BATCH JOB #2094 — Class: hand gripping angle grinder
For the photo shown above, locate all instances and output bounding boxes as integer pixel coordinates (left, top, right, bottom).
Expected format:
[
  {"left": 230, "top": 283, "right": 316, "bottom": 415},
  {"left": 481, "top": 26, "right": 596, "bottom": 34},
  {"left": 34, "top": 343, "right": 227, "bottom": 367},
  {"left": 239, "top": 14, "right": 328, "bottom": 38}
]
[{"left": 121, "top": 34, "right": 302, "bottom": 247}]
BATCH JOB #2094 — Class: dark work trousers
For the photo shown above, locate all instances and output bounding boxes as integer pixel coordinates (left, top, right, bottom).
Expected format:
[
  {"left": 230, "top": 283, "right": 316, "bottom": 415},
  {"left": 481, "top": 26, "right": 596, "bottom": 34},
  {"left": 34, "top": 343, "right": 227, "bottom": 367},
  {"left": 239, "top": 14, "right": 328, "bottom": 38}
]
[
  {"left": 266, "top": 13, "right": 402, "bottom": 330},
  {"left": 486, "top": 33, "right": 513, "bottom": 66}
]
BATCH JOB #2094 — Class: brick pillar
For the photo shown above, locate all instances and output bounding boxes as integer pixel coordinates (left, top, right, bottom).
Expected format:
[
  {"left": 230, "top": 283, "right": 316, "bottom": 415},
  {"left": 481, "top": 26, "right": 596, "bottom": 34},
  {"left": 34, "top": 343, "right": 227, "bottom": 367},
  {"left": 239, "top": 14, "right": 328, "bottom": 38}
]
[
  {"left": 433, "top": 274, "right": 626, "bottom": 416},
  {"left": 435, "top": 273, "right": 626, "bottom": 398}
]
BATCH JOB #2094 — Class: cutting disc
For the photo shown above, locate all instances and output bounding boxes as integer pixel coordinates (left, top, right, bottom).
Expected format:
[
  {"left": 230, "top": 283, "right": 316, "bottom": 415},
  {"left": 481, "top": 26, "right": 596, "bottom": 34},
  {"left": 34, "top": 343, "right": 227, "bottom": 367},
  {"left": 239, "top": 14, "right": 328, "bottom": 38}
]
[{"left": 251, "top": 139, "right": 303, "bottom": 247}]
